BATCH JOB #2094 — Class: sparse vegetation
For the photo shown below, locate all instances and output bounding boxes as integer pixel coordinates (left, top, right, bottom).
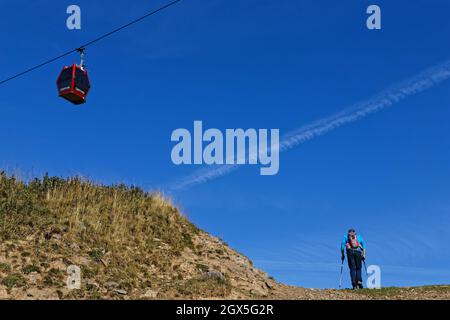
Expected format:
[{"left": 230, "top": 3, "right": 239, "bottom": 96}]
[
  {"left": 43, "top": 270, "right": 64, "bottom": 287},
  {"left": 22, "top": 264, "right": 40, "bottom": 274},
  {"left": 88, "top": 249, "right": 104, "bottom": 263},
  {"left": 180, "top": 276, "right": 232, "bottom": 298},
  {"left": 0, "top": 262, "right": 11, "bottom": 273},
  {"left": 2, "top": 273, "right": 27, "bottom": 289}
]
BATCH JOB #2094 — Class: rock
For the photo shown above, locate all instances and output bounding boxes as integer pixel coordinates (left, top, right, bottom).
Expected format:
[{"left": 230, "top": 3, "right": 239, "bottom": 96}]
[
  {"left": 265, "top": 281, "right": 274, "bottom": 290},
  {"left": 52, "top": 234, "right": 62, "bottom": 240},
  {"left": 86, "top": 280, "right": 100, "bottom": 290},
  {"left": 104, "top": 281, "right": 119, "bottom": 290},
  {"left": 28, "top": 272, "right": 41, "bottom": 286},
  {"left": 49, "top": 260, "right": 66, "bottom": 271},
  {"left": 202, "top": 269, "right": 225, "bottom": 281},
  {"left": 25, "top": 288, "right": 60, "bottom": 300},
  {"left": 70, "top": 243, "right": 81, "bottom": 252},
  {"left": 250, "top": 287, "right": 268, "bottom": 297},
  {"left": 72, "top": 256, "right": 90, "bottom": 266},
  {"left": 143, "top": 289, "right": 158, "bottom": 298},
  {"left": 114, "top": 289, "right": 127, "bottom": 295}
]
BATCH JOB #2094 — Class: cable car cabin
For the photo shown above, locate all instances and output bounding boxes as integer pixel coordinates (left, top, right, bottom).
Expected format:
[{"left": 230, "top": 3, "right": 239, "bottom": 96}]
[{"left": 56, "top": 64, "right": 90, "bottom": 105}]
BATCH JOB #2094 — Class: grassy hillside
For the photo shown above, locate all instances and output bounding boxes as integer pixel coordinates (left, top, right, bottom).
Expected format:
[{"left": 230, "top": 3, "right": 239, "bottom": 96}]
[{"left": 0, "top": 171, "right": 273, "bottom": 299}]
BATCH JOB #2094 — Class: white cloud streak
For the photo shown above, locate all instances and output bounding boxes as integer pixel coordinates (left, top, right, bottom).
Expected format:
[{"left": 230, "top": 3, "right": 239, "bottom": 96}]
[{"left": 168, "top": 60, "right": 450, "bottom": 191}]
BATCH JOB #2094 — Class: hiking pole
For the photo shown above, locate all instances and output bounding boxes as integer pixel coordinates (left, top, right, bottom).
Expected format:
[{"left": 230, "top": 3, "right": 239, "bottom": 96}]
[
  {"left": 363, "top": 260, "right": 368, "bottom": 277},
  {"left": 338, "top": 259, "right": 344, "bottom": 289}
]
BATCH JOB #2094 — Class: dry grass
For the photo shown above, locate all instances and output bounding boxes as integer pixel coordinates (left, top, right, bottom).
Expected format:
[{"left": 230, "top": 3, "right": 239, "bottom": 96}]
[
  {"left": 0, "top": 171, "right": 199, "bottom": 295},
  {"left": 180, "top": 277, "right": 232, "bottom": 298}
]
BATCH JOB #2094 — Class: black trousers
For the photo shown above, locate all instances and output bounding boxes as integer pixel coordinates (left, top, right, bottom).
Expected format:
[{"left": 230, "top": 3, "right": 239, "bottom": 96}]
[{"left": 347, "top": 249, "right": 363, "bottom": 288}]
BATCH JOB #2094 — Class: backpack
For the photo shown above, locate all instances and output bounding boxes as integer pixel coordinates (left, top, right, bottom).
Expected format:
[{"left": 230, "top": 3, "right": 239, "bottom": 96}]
[{"left": 346, "top": 233, "right": 361, "bottom": 250}]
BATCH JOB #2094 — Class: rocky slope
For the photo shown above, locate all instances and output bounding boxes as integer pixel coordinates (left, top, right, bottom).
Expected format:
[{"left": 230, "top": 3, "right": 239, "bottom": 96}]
[{"left": 0, "top": 230, "right": 278, "bottom": 300}]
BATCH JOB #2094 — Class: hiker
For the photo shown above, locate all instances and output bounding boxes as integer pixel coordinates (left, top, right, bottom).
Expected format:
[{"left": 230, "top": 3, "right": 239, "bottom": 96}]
[{"left": 341, "top": 229, "right": 366, "bottom": 289}]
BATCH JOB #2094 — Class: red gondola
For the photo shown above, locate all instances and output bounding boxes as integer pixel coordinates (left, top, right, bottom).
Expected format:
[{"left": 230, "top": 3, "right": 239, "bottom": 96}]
[{"left": 56, "top": 48, "right": 90, "bottom": 105}]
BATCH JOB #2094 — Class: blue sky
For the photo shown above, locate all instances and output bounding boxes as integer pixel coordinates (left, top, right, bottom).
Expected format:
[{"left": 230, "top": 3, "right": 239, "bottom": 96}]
[{"left": 1, "top": 0, "right": 450, "bottom": 289}]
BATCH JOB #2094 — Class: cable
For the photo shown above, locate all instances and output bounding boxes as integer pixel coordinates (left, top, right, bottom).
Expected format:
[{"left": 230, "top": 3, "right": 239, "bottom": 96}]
[
  {"left": 0, "top": 50, "right": 77, "bottom": 85},
  {"left": 0, "top": 0, "right": 183, "bottom": 86}
]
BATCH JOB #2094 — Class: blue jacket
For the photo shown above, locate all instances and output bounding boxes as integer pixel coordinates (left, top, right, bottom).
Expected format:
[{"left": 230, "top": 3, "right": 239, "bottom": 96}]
[{"left": 341, "top": 234, "right": 365, "bottom": 255}]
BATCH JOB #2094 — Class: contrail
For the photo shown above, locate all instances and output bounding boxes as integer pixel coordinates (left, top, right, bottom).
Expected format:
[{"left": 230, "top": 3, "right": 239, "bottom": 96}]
[{"left": 168, "top": 60, "right": 450, "bottom": 191}]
